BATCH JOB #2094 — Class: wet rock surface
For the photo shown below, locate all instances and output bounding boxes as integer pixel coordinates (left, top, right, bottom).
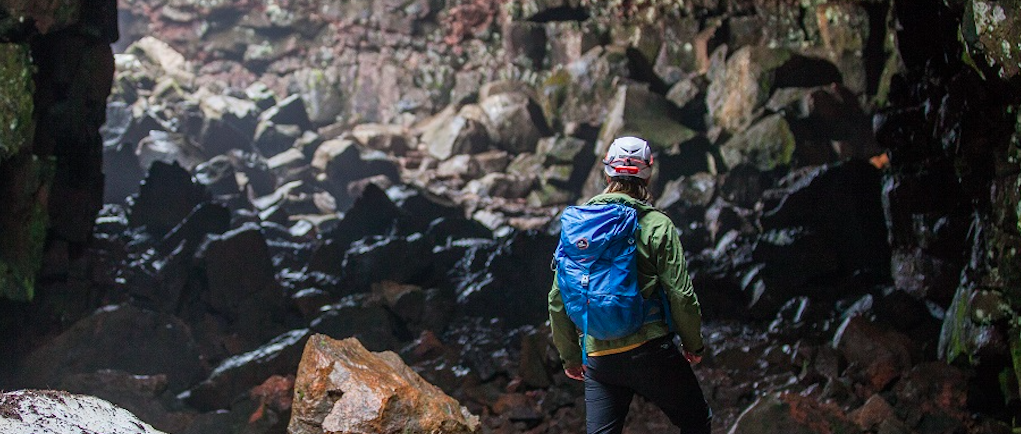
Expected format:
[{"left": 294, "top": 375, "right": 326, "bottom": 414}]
[{"left": 0, "top": 0, "right": 1019, "bottom": 433}]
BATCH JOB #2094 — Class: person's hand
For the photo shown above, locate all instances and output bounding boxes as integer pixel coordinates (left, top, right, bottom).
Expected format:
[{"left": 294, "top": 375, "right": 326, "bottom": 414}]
[
  {"left": 564, "top": 365, "right": 586, "bottom": 381},
  {"left": 684, "top": 350, "right": 703, "bottom": 365}
]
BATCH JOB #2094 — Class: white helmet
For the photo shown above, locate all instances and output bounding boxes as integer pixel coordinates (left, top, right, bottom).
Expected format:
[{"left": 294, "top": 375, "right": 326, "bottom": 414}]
[{"left": 602, "top": 136, "right": 653, "bottom": 180}]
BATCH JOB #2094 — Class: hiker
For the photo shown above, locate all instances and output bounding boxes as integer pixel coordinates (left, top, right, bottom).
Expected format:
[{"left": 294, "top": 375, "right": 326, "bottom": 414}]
[{"left": 548, "top": 136, "right": 712, "bottom": 434}]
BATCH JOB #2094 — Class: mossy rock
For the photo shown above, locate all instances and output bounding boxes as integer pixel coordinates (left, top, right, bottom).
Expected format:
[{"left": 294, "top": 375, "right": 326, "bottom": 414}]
[
  {"left": 962, "top": 0, "right": 1021, "bottom": 79},
  {"left": 0, "top": 43, "right": 34, "bottom": 162},
  {"left": 0, "top": 154, "right": 55, "bottom": 302},
  {"left": 719, "top": 114, "right": 796, "bottom": 171}
]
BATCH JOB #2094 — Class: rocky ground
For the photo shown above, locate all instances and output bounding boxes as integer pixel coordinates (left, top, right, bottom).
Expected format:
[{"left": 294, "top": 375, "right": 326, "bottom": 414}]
[{"left": 1, "top": 0, "right": 1020, "bottom": 433}]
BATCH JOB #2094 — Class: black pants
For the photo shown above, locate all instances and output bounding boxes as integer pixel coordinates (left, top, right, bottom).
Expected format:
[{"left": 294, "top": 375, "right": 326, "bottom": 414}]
[{"left": 584, "top": 335, "right": 712, "bottom": 434}]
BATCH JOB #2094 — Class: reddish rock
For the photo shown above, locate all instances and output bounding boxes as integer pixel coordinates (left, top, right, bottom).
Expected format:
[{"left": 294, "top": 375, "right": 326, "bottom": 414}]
[
  {"left": 288, "top": 335, "right": 479, "bottom": 434},
  {"left": 833, "top": 315, "right": 913, "bottom": 393}
]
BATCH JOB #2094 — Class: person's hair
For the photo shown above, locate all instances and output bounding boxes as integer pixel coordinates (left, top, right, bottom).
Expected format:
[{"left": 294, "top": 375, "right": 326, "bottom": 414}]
[{"left": 604, "top": 176, "right": 653, "bottom": 203}]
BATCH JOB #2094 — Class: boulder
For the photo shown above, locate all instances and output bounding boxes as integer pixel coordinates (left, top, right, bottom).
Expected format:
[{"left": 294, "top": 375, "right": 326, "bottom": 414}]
[
  {"left": 295, "top": 68, "right": 344, "bottom": 125},
  {"left": 288, "top": 335, "right": 479, "bottom": 434},
  {"left": 760, "top": 160, "right": 890, "bottom": 284},
  {"left": 136, "top": 130, "right": 208, "bottom": 172},
  {"left": 502, "top": 21, "right": 547, "bottom": 67},
  {"left": 125, "top": 36, "right": 194, "bottom": 87},
  {"left": 654, "top": 17, "right": 702, "bottom": 83},
  {"left": 479, "top": 91, "right": 549, "bottom": 154},
  {"left": 541, "top": 46, "right": 631, "bottom": 128},
  {"left": 351, "top": 123, "right": 411, "bottom": 154},
  {"left": 15, "top": 304, "right": 205, "bottom": 393},
  {"left": 728, "top": 393, "right": 856, "bottom": 434},
  {"left": 196, "top": 223, "right": 287, "bottom": 345},
  {"left": 336, "top": 234, "right": 432, "bottom": 295},
  {"left": 183, "top": 329, "right": 311, "bottom": 411},
  {"left": 0, "top": 390, "right": 167, "bottom": 434},
  {"left": 453, "top": 230, "right": 558, "bottom": 328},
  {"left": 193, "top": 155, "right": 240, "bottom": 196},
  {"left": 814, "top": 3, "right": 871, "bottom": 94},
  {"left": 832, "top": 316, "right": 914, "bottom": 392},
  {"left": 129, "top": 161, "right": 210, "bottom": 238},
  {"left": 420, "top": 104, "right": 493, "bottom": 160},
  {"left": 320, "top": 143, "right": 401, "bottom": 212},
  {"left": 718, "top": 114, "right": 795, "bottom": 171},
  {"left": 961, "top": 0, "right": 1021, "bottom": 79},
  {"left": 706, "top": 46, "right": 790, "bottom": 132},
  {"left": 195, "top": 90, "right": 260, "bottom": 157},
  {"left": 253, "top": 122, "right": 302, "bottom": 158}
]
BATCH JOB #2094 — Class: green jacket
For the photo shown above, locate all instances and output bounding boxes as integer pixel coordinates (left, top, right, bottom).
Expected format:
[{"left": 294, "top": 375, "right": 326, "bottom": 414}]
[{"left": 548, "top": 193, "right": 704, "bottom": 369}]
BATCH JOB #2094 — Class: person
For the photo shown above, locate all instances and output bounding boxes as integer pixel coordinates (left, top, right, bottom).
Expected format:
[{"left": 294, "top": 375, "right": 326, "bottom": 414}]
[{"left": 548, "top": 136, "right": 712, "bottom": 434}]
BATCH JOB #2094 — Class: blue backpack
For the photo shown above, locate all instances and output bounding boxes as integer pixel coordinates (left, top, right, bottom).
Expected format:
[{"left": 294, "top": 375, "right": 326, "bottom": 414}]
[{"left": 553, "top": 203, "right": 671, "bottom": 364}]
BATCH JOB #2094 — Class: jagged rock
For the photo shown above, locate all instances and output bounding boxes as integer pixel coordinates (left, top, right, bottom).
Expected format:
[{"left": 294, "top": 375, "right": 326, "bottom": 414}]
[
  {"left": 961, "top": 0, "right": 1021, "bottom": 79},
  {"left": 894, "top": 362, "right": 971, "bottom": 433},
  {"left": 464, "top": 173, "right": 536, "bottom": 199},
  {"left": 815, "top": 3, "right": 871, "bottom": 94},
  {"left": 197, "top": 223, "right": 287, "bottom": 345},
  {"left": 719, "top": 114, "right": 795, "bottom": 171},
  {"left": 420, "top": 104, "right": 493, "bottom": 160},
  {"left": 193, "top": 155, "right": 240, "bottom": 196},
  {"left": 253, "top": 122, "right": 302, "bottom": 158},
  {"left": 654, "top": 17, "right": 702, "bottom": 84},
  {"left": 195, "top": 90, "right": 260, "bottom": 157},
  {"left": 136, "top": 130, "right": 208, "bottom": 172},
  {"left": 833, "top": 316, "right": 913, "bottom": 393},
  {"left": 0, "top": 390, "right": 167, "bottom": 434},
  {"left": 542, "top": 46, "right": 631, "bottom": 128},
  {"left": 849, "top": 395, "right": 908, "bottom": 433},
  {"left": 295, "top": 68, "right": 344, "bottom": 125},
  {"left": 480, "top": 90, "right": 549, "bottom": 154},
  {"left": 129, "top": 161, "right": 210, "bottom": 237},
  {"left": 502, "top": 21, "right": 547, "bottom": 67},
  {"left": 288, "top": 335, "right": 479, "bottom": 434},
  {"left": 184, "top": 329, "right": 311, "bottom": 411},
  {"left": 312, "top": 184, "right": 405, "bottom": 269},
  {"left": 453, "top": 230, "right": 558, "bottom": 328},
  {"left": 337, "top": 234, "right": 432, "bottom": 295},
  {"left": 545, "top": 21, "right": 602, "bottom": 68},
  {"left": 320, "top": 142, "right": 401, "bottom": 211},
  {"left": 125, "top": 36, "right": 194, "bottom": 87},
  {"left": 351, "top": 123, "right": 411, "bottom": 154},
  {"left": 15, "top": 304, "right": 205, "bottom": 393},
  {"left": 728, "top": 393, "right": 857, "bottom": 434},
  {"left": 759, "top": 160, "right": 890, "bottom": 287}
]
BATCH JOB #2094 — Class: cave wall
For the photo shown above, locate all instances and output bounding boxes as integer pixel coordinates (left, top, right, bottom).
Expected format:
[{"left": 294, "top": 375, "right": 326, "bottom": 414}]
[{"left": 0, "top": 0, "right": 118, "bottom": 300}]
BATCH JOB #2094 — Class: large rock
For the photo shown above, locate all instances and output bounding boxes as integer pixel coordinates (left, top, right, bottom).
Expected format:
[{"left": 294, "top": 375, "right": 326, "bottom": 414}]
[
  {"left": 962, "top": 0, "right": 1021, "bottom": 79},
  {"left": 719, "top": 114, "right": 795, "bottom": 171},
  {"left": 479, "top": 90, "right": 549, "bottom": 154},
  {"left": 196, "top": 223, "right": 286, "bottom": 346},
  {"left": 288, "top": 335, "right": 479, "bottom": 434},
  {"left": 15, "top": 304, "right": 206, "bottom": 393},
  {"left": 419, "top": 104, "right": 493, "bottom": 161},
  {"left": 0, "top": 390, "right": 167, "bottom": 434},
  {"left": 833, "top": 316, "right": 914, "bottom": 393},
  {"left": 129, "top": 161, "right": 210, "bottom": 238},
  {"left": 728, "top": 393, "right": 857, "bottom": 434},
  {"left": 195, "top": 90, "right": 260, "bottom": 157}
]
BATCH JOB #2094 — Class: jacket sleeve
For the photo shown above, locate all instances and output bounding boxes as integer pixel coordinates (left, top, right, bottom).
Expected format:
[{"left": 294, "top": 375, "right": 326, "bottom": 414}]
[
  {"left": 548, "top": 272, "right": 583, "bottom": 369},
  {"left": 654, "top": 222, "right": 705, "bottom": 354}
]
